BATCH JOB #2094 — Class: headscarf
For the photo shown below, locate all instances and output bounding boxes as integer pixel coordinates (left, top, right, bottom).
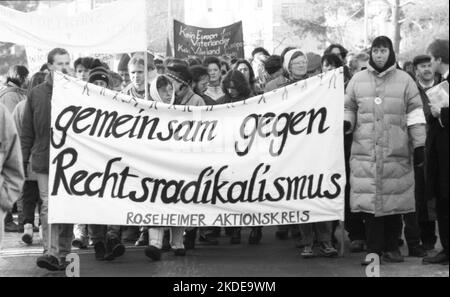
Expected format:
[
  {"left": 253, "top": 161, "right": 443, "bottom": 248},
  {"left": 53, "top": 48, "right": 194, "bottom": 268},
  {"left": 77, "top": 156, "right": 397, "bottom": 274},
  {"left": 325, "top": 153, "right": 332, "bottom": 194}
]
[
  {"left": 369, "top": 36, "right": 397, "bottom": 74},
  {"left": 150, "top": 74, "right": 175, "bottom": 104}
]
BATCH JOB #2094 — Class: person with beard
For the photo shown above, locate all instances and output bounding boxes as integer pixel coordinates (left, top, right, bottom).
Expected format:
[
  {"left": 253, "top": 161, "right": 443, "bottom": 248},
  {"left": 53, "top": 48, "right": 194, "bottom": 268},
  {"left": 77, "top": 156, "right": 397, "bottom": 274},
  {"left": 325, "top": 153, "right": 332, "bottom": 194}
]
[
  {"left": 21, "top": 48, "right": 74, "bottom": 271},
  {"left": 344, "top": 36, "right": 426, "bottom": 264},
  {"left": 423, "top": 39, "right": 449, "bottom": 265},
  {"left": 264, "top": 49, "right": 308, "bottom": 92}
]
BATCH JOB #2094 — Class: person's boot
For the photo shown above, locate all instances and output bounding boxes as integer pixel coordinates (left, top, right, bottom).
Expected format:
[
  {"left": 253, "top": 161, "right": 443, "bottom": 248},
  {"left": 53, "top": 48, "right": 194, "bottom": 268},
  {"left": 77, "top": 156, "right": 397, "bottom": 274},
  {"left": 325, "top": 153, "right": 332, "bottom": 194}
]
[
  {"left": 382, "top": 250, "right": 404, "bottom": 263},
  {"left": 104, "top": 237, "right": 125, "bottom": 261},
  {"left": 145, "top": 245, "right": 162, "bottom": 261},
  {"left": 408, "top": 245, "right": 428, "bottom": 257},
  {"left": 72, "top": 236, "right": 88, "bottom": 249},
  {"left": 230, "top": 228, "right": 241, "bottom": 244},
  {"left": 4, "top": 221, "right": 19, "bottom": 233},
  {"left": 21, "top": 223, "right": 33, "bottom": 245},
  {"left": 36, "top": 254, "right": 60, "bottom": 271},
  {"left": 248, "top": 227, "right": 262, "bottom": 245},
  {"left": 422, "top": 251, "right": 449, "bottom": 265}
]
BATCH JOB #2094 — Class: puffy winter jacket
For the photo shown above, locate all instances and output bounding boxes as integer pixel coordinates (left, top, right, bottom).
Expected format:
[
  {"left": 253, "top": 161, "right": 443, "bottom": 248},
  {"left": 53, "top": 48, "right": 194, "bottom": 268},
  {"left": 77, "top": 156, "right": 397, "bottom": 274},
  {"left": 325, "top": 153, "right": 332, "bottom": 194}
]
[{"left": 345, "top": 64, "right": 426, "bottom": 217}]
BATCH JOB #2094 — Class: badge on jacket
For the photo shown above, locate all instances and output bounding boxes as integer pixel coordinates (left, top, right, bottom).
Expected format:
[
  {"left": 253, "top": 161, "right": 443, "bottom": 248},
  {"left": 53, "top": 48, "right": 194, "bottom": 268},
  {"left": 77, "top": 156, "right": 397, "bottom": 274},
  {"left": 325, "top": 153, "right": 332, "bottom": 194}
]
[{"left": 374, "top": 97, "right": 382, "bottom": 105}]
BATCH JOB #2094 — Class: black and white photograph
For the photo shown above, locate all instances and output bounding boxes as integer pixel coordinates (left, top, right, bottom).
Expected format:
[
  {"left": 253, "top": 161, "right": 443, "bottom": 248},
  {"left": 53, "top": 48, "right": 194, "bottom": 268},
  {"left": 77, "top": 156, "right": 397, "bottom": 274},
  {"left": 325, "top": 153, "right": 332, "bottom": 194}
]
[{"left": 0, "top": 0, "right": 448, "bottom": 283}]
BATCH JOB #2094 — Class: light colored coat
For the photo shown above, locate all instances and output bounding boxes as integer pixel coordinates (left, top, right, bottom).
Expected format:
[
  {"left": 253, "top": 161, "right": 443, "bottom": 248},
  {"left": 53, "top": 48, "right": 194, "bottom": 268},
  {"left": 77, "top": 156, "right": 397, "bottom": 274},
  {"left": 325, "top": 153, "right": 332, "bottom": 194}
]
[
  {"left": 0, "top": 103, "right": 24, "bottom": 212},
  {"left": 345, "top": 64, "right": 426, "bottom": 217}
]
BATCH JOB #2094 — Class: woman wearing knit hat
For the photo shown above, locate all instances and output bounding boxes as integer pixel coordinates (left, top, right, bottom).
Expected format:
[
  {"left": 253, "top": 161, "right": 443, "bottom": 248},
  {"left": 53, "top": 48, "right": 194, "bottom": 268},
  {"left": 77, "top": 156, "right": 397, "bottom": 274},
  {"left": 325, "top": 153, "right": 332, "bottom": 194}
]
[
  {"left": 88, "top": 65, "right": 110, "bottom": 88},
  {"left": 264, "top": 48, "right": 309, "bottom": 92},
  {"left": 345, "top": 36, "right": 427, "bottom": 265}
]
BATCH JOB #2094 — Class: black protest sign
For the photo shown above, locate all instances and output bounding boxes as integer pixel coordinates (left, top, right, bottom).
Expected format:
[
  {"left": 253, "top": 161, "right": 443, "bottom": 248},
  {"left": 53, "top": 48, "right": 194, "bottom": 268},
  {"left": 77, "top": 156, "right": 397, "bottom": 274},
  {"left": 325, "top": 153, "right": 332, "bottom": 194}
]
[{"left": 173, "top": 19, "right": 244, "bottom": 59}]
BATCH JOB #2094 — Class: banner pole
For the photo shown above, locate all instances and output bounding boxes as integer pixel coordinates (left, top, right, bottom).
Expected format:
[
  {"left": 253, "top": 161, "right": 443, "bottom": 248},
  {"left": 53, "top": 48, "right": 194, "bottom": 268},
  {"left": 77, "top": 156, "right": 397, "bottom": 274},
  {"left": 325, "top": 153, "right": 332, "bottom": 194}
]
[{"left": 144, "top": 0, "right": 148, "bottom": 101}]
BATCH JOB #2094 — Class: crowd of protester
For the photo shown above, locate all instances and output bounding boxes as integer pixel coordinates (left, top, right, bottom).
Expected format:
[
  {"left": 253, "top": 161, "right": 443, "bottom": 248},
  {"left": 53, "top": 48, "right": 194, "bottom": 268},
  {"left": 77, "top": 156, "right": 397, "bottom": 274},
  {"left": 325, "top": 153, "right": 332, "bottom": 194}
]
[{"left": 0, "top": 36, "right": 448, "bottom": 272}]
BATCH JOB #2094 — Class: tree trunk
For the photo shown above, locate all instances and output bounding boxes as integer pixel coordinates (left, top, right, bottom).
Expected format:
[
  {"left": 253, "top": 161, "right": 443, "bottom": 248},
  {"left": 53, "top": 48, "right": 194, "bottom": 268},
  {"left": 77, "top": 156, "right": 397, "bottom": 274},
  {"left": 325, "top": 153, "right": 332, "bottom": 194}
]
[{"left": 392, "top": 0, "right": 401, "bottom": 55}]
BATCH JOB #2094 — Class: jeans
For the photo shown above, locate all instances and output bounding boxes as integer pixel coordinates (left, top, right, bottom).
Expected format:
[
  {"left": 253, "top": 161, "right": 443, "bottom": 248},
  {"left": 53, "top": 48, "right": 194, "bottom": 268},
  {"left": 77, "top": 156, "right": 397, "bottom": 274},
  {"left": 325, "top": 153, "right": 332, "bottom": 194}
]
[
  {"left": 298, "top": 222, "right": 333, "bottom": 246},
  {"left": 149, "top": 227, "right": 184, "bottom": 249},
  {"left": 37, "top": 173, "right": 73, "bottom": 259},
  {"left": 21, "top": 181, "right": 41, "bottom": 226}
]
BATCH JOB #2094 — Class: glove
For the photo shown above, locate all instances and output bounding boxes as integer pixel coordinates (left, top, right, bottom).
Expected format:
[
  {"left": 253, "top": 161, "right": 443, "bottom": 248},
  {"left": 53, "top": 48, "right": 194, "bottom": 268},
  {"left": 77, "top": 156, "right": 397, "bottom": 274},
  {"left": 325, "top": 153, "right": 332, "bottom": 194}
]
[
  {"left": 344, "top": 121, "right": 351, "bottom": 133},
  {"left": 414, "top": 147, "right": 425, "bottom": 167}
]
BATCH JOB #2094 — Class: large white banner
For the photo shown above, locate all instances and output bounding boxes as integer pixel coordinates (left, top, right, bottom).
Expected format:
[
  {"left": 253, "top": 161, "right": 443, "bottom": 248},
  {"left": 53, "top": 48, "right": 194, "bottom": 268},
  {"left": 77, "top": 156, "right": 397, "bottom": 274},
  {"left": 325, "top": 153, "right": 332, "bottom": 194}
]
[
  {"left": 0, "top": 0, "right": 146, "bottom": 53},
  {"left": 49, "top": 70, "right": 346, "bottom": 227}
]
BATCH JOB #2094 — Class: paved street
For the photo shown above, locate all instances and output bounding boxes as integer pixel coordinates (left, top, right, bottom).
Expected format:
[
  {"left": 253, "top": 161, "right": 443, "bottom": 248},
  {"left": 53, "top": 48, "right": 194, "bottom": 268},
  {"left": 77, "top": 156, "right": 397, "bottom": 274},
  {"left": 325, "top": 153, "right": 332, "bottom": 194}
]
[{"left": 0, "top": 225, "right": 448, "bottom": 277}]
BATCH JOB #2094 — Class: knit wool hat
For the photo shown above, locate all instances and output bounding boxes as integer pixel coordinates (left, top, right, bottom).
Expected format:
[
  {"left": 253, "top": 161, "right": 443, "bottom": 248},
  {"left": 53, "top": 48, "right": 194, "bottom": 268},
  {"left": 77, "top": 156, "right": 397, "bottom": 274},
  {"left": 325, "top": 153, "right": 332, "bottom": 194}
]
[
  {"left": 165, "top": 64, "right": 192, "bottom": 85},
  {"left": 283, "top": 49, "right": 308, "bottom": 73},
  {"left": 88, "top": 66, "right": 110, "bottom": 86}
]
